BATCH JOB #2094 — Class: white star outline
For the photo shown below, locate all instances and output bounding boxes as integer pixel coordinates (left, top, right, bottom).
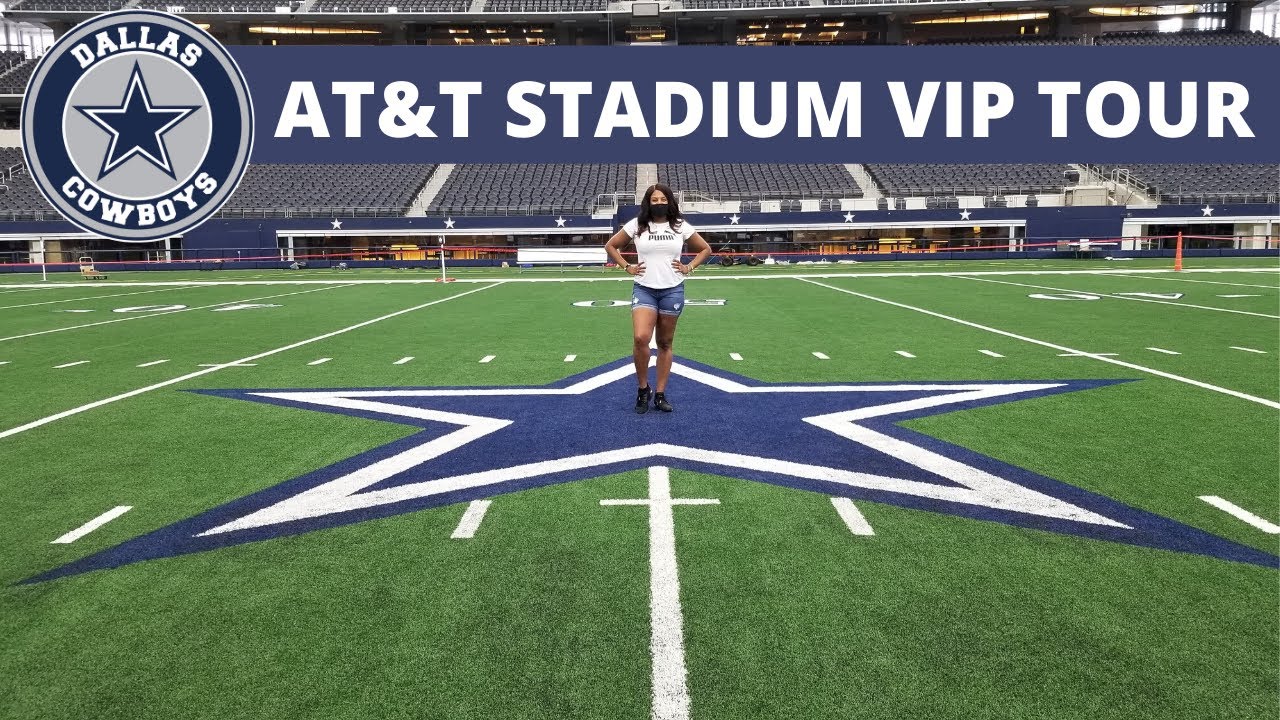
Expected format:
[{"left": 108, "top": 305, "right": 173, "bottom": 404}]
[
  {"left": 199, "top": 361, "right": 1128, "bottom": 537},
  {"left": 76, "top": 62, "right": 200, "bottom": 180}
]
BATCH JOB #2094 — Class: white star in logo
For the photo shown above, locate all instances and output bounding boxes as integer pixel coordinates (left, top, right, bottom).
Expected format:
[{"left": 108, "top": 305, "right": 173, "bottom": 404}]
[
  {"left": 960, "top": 210, "right": 972, "bottom": 221},
  {"left": 843, "top": 212, "right": 855, "bottom": 223},
  {"left": 729, "top": 214, "right": 741, "bottom": 225},
  {"left": 1201, "top": 205, "right": 1214, "bottom": 217},
  {"left": 330, "top": 219, "right": 343, "bottom": 230},
  {"left": 555, "top": 216, "right": 567, "bottom": 227},
  {"left": 444, "top": 218, "right": 456, "bottom": 229}
]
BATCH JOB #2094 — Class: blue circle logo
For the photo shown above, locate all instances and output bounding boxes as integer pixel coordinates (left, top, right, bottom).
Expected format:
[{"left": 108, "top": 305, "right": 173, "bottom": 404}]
[{"left": 21, "top": 10, "right": 254, "bottom": 243}]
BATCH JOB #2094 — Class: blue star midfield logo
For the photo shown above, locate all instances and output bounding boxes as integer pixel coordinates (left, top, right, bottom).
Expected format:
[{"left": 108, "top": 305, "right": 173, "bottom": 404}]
[
  {"left": 25, "top": 358, "right": 1277, "bottom": 584},
  {"left": 75, "top": 62, "right": 200, "bottom": 180}
]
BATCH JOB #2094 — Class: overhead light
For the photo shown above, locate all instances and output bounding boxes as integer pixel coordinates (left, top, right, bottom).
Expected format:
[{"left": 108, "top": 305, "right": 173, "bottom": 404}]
[
  {"left": 248, "top": 25, "right": 381, "bottom": 34},
  {"left": 912, "top": 11, "right": 1049, "bottom": 24},
  {"left": 1089, "top": 4, "right": 1197, "bottom": 15}
]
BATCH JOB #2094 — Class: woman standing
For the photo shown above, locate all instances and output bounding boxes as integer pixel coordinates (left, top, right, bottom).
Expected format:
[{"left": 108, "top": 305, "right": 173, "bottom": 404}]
[{"left": 605, "top": 183, "right": 712, "bottom": 414}]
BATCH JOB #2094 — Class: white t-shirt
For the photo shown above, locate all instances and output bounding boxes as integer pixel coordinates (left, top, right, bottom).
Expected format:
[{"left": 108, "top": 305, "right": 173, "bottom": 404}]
[{"left": 622, "top": 217, "right": 698, "bottom": 290}]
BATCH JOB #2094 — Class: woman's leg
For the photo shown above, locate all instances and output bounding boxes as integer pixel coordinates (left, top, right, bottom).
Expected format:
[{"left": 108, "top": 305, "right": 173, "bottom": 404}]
[
  {"left": 655, "top": 313, "right": 678, "bottom": 392},
  {"left": 632, "top": 307, "right": 657, "bottom": 388}
]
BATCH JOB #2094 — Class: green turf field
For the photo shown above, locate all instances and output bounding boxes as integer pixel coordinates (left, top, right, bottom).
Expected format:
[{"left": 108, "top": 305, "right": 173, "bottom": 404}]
[{"left": 1, "top": 261, "right": 1277, "bottom": 720}]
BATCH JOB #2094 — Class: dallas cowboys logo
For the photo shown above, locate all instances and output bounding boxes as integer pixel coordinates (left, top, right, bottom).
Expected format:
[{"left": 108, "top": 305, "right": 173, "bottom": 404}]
[
  {"left": 21, "top": 10, "right": 253, "bottom": 243},
  {"left": 24, "top": 358, "right": 1277, "bottom": 584},
  {"left": 75, "top": 62, "right": 200, "bottom": 181}
]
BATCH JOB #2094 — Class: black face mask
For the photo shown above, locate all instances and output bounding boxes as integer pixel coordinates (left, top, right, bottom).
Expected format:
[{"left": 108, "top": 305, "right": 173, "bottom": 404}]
[{"left": 650, "top": 204, "right": 669, "bottom": 221}]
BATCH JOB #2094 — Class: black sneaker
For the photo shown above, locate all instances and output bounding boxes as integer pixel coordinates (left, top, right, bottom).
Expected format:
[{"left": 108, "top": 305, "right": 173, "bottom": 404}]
[
  {"left": 654, "top": 392, "right": 673, "bottom": 413},
  {"left": 635, "top": 386, "right": 652, "bottom": 414}
]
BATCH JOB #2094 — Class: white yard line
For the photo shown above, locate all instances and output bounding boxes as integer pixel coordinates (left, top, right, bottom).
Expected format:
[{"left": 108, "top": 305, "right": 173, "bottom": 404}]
[
  {"left": 0, "top": 286, "right": 191, "bottom": 311},
  {"left": 954, "top": 275, "right": 1279, "bottom": 319},
  {"left": 812, "top": 352, "right": 830, "bottom": 360},
  {"left": 0, "top": 285, "right": 355, "bottom": 343},
  {"left": 51, "top": 506, "right": 133, "bottom": 544},
  {"left": 979, "top": 350, "right": 1004, "bottom": 358},
  {"left": 53, "top": 360, "right": 90, "bottom": 369},
  {"left": 394, "top": 357, "right": 415, "bottom": 365},
  {"left": 799, "top": 279, "right": 1280, "bottom": 410},
  {"left": 307, "top": 358, "right": 333, "bottom": 366},
  {"left": 1198, "top": 496, "right": 1280, "bottom": 534},
  {"left": 136, "top": 359, "right": 170, "bottom": 367},
  {"left": 1146, "top": 347, "right": 1181, "bottom": 355},
  {"left": 1229, "top": 346, "right": 1268, "bottom": 354},
  {"left": 601, "top": 467, "right": 719, "bottom": 720},
  {"left": 831, "top": 498, "right": 876, "bottom": 536},
  {"left": 0, "top": 283, "right": 502, "bottom": 442},
  {"left": 450, "top": 500, "right": 493, "bottom": 539},
  {"left": 895, "top": 351, "right": 916, "bottom": 358}
]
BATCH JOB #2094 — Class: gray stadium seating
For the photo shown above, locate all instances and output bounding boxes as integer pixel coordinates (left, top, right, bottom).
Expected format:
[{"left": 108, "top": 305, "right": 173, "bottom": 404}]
[
  {"left": 1095, "top": 164, "right": 1279, "bottom": 203},
  {"left": 656, "top": 164, "right": 862, "bottom": 208},
  {"left": 1095, "top": 30, "right": 1280, "bottom": 46},
  {"left": 222, "top": 163, "right": 436, "bottom": 217},
  {"left": 0, "top": 59, "right": 38, "bottom": 95},
  {"left": 683, "top": 0, "right": 807, "bottom": 8},
  {"left": 134, "top": 0, "right": 295, "bottom": 10},
  {"left": 7, "top": 0, "right": 127, "bottom": 10},
  {"left": 428, "top": 164, "right": 635, "bottom": 215},
  {"left": 310, "top": 0, "right": 466, "bottom": 10},
  {"left": 0, "top": 148, "right": 58, "bottom": 220},
  {"left": 485, "top": 0, "right": 606, "bottom": 11},
  {"left": 865, "top": 163, "right": 1071, "bottom": 196}
]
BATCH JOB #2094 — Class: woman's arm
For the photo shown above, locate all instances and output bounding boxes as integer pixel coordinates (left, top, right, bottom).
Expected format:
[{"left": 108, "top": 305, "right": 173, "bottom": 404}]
[{"left": 605, "top": 229, "right": 644, "bottom": 276}]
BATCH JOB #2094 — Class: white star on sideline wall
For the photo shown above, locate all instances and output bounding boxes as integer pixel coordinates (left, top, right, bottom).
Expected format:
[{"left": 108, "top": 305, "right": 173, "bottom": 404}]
[
  {"left": 444, "top": 218, "right": 456, "bottom": 229},
  {"left": 960, "top": 210, "right": 972, "bottom": 221},
  {"left": 843, "top": 212, "right": 855, "bottom": 223},
  {"left": 729, "top": 214, "right": 741, "bottom": 225},
  {"left": 330, "top": 219, "right": 343, "bottom": 230},
  {"left": 555, "top": 216, "right": 567, "bottom": 227},
  {"left": 1201, "top": 205, "right": 1215, "bottom": 217}
]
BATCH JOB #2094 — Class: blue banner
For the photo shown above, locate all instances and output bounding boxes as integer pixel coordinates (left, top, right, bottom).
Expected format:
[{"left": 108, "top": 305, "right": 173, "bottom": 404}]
[{"left": 234, "top": 45, "right": 1280, "bottom": 164}]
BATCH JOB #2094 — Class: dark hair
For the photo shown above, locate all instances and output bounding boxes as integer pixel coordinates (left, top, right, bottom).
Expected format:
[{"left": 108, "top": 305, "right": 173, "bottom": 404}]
[{"left": 636, "top": 183, "right": 683, "bottom": 237}]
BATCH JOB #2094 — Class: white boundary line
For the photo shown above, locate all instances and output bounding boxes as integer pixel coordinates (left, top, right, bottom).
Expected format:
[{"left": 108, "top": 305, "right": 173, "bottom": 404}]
[
  {"left": 953, "top": 275, "right": 1279, "bottom": 319},
  {"left": 799, "top": 278, "right": 1280, "bottom": 410},
  {"left": 1115, "top": 274, "right": 1280, "bottom": 290},
  {"left": 0, "top": 267, "right": 1275, "bottom": 288},
  {"left": 0, "top": 283, "right": 502, "bottom": 442},
  {"left": 0, "top": 285, "right": 356, "bottom": 343},
  {"left": 1198, "top": 496, "right": 1280, "bottom": 534},
  {"left": 51, "top": 506, "right": 133, "bottom": 543}
]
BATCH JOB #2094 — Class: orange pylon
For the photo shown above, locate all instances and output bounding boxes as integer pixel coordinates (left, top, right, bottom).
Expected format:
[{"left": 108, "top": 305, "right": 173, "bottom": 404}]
[{"left": 1173, "top": 231, "right": 1183, "bottom": 272}]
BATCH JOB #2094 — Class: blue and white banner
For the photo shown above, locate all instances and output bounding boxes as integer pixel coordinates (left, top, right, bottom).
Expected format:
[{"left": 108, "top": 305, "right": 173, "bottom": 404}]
[{"left": 240, "top": 45, "right": 1280, "bottom": 164}]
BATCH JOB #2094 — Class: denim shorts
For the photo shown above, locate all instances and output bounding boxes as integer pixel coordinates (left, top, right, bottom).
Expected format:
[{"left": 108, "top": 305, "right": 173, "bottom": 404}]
[{"left": 631, "top": 283, "right": 685, "bottom": 317}]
